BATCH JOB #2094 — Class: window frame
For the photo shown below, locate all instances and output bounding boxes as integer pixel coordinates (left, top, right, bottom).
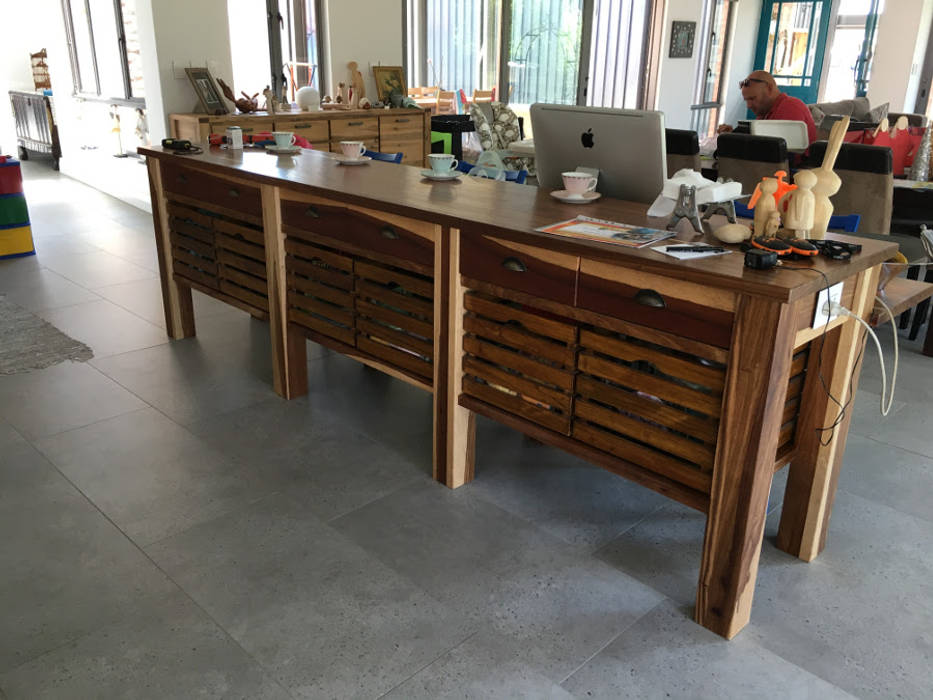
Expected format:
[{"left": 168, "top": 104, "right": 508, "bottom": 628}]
[
  {"left": 691, "top": 0, "right": 737, "bottom": 138},
  {"left": 60, "top": 0, "right": 144, "bottom": 106},
  {"left": 267, "top": 0, "right": 328, "bottom": 100}
]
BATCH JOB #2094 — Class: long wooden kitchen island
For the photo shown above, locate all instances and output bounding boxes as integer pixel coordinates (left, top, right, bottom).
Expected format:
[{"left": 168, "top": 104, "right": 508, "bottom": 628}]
[{"left": 141, "top": 145, "right": 896, "bottom": 639}]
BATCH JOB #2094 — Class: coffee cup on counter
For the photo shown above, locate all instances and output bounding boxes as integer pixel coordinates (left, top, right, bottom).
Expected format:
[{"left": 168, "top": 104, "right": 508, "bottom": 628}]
[
  {"left": 272, "top": 131, "right": 296, "bottom": 148},
  {"left": 428, "top": 153, "right": 459, "bottom": 174},
  {"left": 561, "top": 171, "right": 598, "bottom": 196},
  {"left": 339, "top": 141, "right": 366, "bottom": 159}
]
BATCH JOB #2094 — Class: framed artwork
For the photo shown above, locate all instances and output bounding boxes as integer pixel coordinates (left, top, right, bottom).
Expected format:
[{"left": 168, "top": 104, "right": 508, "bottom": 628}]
[
  {"left": 185, "top": 67, "right": 228, "bottom": 115},
  {"left": 372, "top": 65, "right": 406, "bottom": 103},
  {"left": 669, "top": 21, "right": 696, "bottom": 58}
]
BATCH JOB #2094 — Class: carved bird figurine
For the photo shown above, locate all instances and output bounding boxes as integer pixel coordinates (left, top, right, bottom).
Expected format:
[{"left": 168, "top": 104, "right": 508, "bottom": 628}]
[{"left": 217, "top": 78, "right": 259, "bottom": 114}]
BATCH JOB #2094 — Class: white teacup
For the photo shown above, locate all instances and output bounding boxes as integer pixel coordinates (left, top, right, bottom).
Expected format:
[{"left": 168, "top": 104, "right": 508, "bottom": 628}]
[
  {"left": 273, "top": 131, "right": 296, "bottom": 148},
  {"left": 340, "top": 141, "right": 366, "bottom": 159},
  {"left": 561, "top": 171, "right": 598, "bottom": 196},
  {"left": 428, "top": 153, "right": 459, "bottom": 174}
]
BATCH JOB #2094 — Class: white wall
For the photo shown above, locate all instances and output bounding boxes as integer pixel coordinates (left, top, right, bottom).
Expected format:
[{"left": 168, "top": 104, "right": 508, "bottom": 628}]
[
  {"left": 656, "top": 0, "right": 706, "bottom": 130},
  {"left": 323, "top": 0, "right": 403, "bottom": 101},
  {"left": 721, "top": 0, "right": 763, "bottom": 127},
  {"left": 868, "top": 0, "right": 933, "bottom": 112}
]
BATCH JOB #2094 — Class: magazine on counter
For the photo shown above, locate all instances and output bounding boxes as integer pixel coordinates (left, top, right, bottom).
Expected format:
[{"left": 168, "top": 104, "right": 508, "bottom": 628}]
[{"left": 535, "top": 216, "right": 675, "bottom": 248}]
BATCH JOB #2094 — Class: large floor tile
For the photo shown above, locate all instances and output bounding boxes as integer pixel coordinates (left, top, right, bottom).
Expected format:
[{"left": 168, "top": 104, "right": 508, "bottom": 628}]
[
  {"left": 0, "top": 361, "right": 146, "bottom": 440},
  {"left": 561, "top": 600, "right": 854, "bottom": 699},
  {"left": 90, "top": 312, "right": 276, "bottom": 424},
  {"left": 34, "top": 407, "right": 282, "bottom": 547},
  {"left": 93, "top": 278, "right": 236, "bottom": 329},
  {"left": 332, "top": 481, "right": 664, "bottom": 683},
  {"left": 859, "top": 401, "right": 933, "bottom": 460},
  {"left": 37, "top": 249, "right": 156, "bottom": 289},
  {"left": 188, "top": 396, "right": 427, "bottom": 521},
  {"left": 383, "top": 629, "right": 576, "bottom": 699},
  {"left": 0, "top": 591, "right": 291, "bottom": 700},
  {"left": 748, "top": 491, "right": 933, "bottom": 699},
  {"left": 38, "top": 299, "right": 167, "bottom": 358},
  {"left": 0, "top": 268, "right": 102, "bottom": 312},
  {"left": 146, "top": 492, "right": 472, "bottom": 699},
  {"left": 0, "top": 439, "right": 177, "bottom": 672}
]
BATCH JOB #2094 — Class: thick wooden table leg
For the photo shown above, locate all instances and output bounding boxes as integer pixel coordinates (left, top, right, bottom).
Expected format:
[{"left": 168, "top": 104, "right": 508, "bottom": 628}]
[
  {"left": 147, "top": 158, "right": 195, "bottom": 339},
  {"left": 262, "top": 184, "right": 307, "bottom": 398},
  {"left": 433, "top": 226, "right": 475, "bottom": 487},
  {"left": 696, "top": 295, "right": 796, "bottom": 639},
  {"left": 777, "top": 265, "right": 880, "bottom": 560}
]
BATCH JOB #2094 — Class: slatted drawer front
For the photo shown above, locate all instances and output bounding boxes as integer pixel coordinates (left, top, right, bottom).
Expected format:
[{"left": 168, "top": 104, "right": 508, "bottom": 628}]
[
  {"left": 573, "top": 325, "right": 727, "bottom": 494},
  {"left": 167, "top": 201, "right": 219, "bottom": 290},
  {"left": 285, "top": 237, "right": 355, "bottom": 346},
  {"left": 355, "top": 260, "right": 434, "bottom": 380},
  {"left": 214, "top": 216, "right": 269, "bottom": 311},
  {"left": 779, "top": 345, "right": 810, "bottom": 452},
  {"left": 462, "top": 291, "right": 578, "bottom": 435}
]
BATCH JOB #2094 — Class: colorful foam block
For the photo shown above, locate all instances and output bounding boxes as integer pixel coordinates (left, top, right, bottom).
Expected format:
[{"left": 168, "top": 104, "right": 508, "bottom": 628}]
[
  {"left": 0, "top": 225, "right": 35, "bottom": 259},
  {"left": 0, "top": 158, "right": 25, "bottom": 195},
  {"left": 0, "top": 194, "right": 30, "bottom": 227}
]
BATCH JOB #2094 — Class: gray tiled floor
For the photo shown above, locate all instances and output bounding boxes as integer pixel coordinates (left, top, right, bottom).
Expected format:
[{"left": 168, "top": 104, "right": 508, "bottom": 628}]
[{"left": 1, "top": 161, "right": 931, "bottom": 698}]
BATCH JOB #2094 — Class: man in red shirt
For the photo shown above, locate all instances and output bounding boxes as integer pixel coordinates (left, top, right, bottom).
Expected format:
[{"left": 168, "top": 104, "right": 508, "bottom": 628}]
[{"left": 717, "top": 71, "right": 818, "bottom": 144}]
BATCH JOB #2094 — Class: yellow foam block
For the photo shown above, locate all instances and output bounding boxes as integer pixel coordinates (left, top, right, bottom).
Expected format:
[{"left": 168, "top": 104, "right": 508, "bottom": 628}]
[{"left": 0, "top": 225, "right": 35, "bottom": 258}]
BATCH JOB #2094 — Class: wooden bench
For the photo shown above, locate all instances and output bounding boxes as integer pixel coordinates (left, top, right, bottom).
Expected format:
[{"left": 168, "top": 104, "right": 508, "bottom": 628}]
[{"left": 871, "top": 276, "right": 933, "bottom": 356}]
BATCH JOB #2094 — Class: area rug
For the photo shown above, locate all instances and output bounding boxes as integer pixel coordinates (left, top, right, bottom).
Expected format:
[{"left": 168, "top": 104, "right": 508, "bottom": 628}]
[{"left": 0, "top": 295, "right": 92, "bottom": 374}]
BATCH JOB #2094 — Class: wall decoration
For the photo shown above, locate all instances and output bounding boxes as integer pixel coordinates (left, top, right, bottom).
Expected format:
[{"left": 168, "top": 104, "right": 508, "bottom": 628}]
[
  {"left": 669, "top": 21, "right": 696, "bottom": 59},
  {"left": 185, "top": 67, "right": 229, "bottom": 115},
  {"left": 372, "top": 65, "right": 407, "bottom": 103}
]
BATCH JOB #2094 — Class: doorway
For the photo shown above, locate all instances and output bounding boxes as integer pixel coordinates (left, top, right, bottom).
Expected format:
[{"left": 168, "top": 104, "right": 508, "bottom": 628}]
[{"left": 754, "top": 0, "right": 834, "bottom": 105}]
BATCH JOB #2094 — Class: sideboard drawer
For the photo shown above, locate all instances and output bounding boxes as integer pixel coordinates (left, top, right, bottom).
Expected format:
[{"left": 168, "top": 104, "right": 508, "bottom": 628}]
[
  {"left": 281, "top": 197, "right": 434, "bottom": 271},
  {"left": 576, "top": 258, "right": 735, "bottom": 348},
  {"left": 161, "top": 162, "right": 262, "bottom": 219},
  {"left": 380, "top": 137, "right": 423, "bottom": 165},
  {"left": 280, "top": 119, "right": 329, "bottom": 144},
  {"left": 379, "top": 114, "right": 421, "bottom": 138},
  {"left": 329, "top": 117, "right": 379, "bottom": 140},
  {"left": 210, "top": 119, "right": 274, "bottom": 136},
  {"left": 460, "top": 231, "right": 578, "bottom": 306}
]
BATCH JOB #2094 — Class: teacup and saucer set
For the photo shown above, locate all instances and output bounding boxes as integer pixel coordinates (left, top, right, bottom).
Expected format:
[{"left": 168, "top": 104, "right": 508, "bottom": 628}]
[
  {"left": 551, "top": 171, "right": 602, "bottom": 203},
  {"left": 266, "top": 132, "right": 302, "bottom": 155},
  {"left": 421, "top": 154, "right": 462, "bottom": 181},
  {"left": 333, "top": 141, "right": 372, "bottom": 164}
]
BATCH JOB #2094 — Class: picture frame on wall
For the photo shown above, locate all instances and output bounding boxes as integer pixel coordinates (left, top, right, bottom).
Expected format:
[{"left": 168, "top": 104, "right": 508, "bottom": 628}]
[
  {"left": 372, "top": 65, "right": 407, "bottom": 103},
  {"left": 669, "top": 21, "right": 696, "bottom": 59},
  {"left": 185, "top": 67, "right": 228, "bottom": 115}
]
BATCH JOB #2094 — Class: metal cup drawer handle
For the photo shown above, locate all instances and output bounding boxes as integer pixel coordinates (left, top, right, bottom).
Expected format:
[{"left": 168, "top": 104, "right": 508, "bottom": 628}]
[
  {"left": 380, "top": 225, "right": 399, "bottom": 240},
  {"left": 176, "top": 174, "right": 188, "bottom": 184},
  {"left": 501, "top": 257, "right": 527, "bottom": 272},
  {"left": 348, "top": 121, "right": 364, "bottom": 126},
  {"left": 305, "top": 205, "right": 320, "bottom": 218},
  {"left": 295, "top": 123, "right": 311, "bottom": 128},
  {"left": 394, "top": 118, "right": 411, "bottom": 123},
  {"left": 228, "top": 188, "right": 239, "bottom": 199},
  {"left": 634, "top": 288, "right": 666, "bottom": 308}
]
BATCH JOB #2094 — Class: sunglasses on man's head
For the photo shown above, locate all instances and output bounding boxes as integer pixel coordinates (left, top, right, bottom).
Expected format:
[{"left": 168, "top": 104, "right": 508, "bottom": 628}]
[{"left": 739, "top": 78, "right": 767, "bottom": 89}]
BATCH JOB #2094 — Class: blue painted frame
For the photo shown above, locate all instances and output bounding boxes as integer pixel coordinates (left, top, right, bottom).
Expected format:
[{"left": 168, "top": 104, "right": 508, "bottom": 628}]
[{"left": 752, "top": 0, "right": 833, "bottom": 108}]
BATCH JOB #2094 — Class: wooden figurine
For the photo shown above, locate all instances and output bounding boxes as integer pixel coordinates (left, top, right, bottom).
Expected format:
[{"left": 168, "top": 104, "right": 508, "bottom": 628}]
[
  {"left": 217, "top": 78, "right": 258, "bottom": 113},
  {"left": 810, "top": 116, "right": 849, "bottom": 239},
  {"left": 348, "top": 61, "right": 365, "bottom": 108},
  {"left": 784, "top": 170, "right": 817, "bottom": 238},
  {"left": 765, "top": 210, "right": 781, "bottom": 238},
  {"left": 263, "top": 85, "right": 276, "bottom": 115},
  {"left": 749, "top": 177, "right": 778, "bottom": 238},
  {"left": 336, "top": 82, "right": 347, "bottom": 104}
]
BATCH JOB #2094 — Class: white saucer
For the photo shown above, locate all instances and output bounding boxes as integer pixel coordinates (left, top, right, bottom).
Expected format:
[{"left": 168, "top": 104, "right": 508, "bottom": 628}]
[
  {"left": 333, "top": 155, "right": 372, "bottom": 165},
  {"left": 266, "top": 144, "right": 301, "bottom": 155},
  {"left": 421, "top": 169, "right": 463, "bottom": 181},
  {"left": 550, "top": 190, "right": 601, "bottom": 203}
]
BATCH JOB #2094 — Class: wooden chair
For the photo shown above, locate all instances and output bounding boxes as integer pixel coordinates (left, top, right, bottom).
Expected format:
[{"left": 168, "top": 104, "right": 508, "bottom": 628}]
[
  {"left": 436, "top": 90, "right": 457, "bottom": 115},
  {"left": 472, "top": 89, "right": 494, "bottom": 104}
]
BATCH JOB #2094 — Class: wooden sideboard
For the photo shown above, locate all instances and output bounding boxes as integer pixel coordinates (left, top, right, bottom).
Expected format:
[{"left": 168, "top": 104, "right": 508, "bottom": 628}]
[
  {"left": 140, "top": 145, "right": 896, "bottom": 640},
  {"left": 169, "top": 108, "right": 431, "bottom": 166}
]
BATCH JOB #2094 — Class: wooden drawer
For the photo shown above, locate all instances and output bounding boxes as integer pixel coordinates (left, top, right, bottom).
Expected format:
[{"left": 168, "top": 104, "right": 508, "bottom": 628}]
[
  {"left": 285, "top": 237, "right": 356, "bottom": 346},
  {"left": 380, "top": 137, "right": 423, "bottom": 165},
  {"left": 329, "top": 117, "right": 379, "bottom": 140},
  {"left": 209, "top": 119, "right": 274, "bottom": 136},
  {"left": 160, "top": 162, "right": 262, "bottom": 219},
  {"left": 277, "top": 118, "right": 329, "bottom": 144},
  {"left": 576, "top": 258, "right": 735, "bottom": 349},
  {"left": 460, "top": 231, "right": 578, "bottom": 307},
  {"left": 379, "top": 114, "right": 422, "bottom": 139},
  {"left": 461, "top": 292, "right": 577, "bottom": 435},
  {"left": 281, "top": 197, "right": 434, "bottom": 272}
]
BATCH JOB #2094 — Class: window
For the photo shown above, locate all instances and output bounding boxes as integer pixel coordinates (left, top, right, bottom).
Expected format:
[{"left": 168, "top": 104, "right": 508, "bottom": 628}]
[
  {"left": 268, "top": 0, "right": 326, "bottom": 100},
  {"left": 61, "top": 0, "right": 144, "bottom": 103},
  {"left": 405, "top": 0, "right": 658, "bottom": 109},
  {"left": 822, "top": 0, "right": 885, "bottom": 102},
  {"left": 691, "top": 0, "right": 736, "bottom": 138}
]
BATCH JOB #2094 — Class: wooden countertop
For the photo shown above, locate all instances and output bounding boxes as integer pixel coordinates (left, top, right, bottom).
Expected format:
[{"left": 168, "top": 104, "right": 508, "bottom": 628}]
[{"left": 140, "top": 145, "right": 898, "bottom": 302}]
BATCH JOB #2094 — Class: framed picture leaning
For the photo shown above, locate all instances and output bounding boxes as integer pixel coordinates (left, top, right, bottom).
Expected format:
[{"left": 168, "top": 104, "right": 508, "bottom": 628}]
[
  {"left": 372, "top": 66, "right": 406, "bottom": 103},
  {"left": 185, "top": 67, "right": 228, "bottom": 115}
]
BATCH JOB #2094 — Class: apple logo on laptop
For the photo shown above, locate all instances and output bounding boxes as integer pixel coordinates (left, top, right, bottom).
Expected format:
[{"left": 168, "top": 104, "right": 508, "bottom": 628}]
[{"left": 581, "top": 128, "right": 594, "bottom": 148}]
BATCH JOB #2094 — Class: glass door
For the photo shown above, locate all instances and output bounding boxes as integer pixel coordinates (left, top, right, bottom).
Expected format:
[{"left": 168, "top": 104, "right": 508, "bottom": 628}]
[{"left": 754, "top": 0, "right": 833, "bottom": 105}]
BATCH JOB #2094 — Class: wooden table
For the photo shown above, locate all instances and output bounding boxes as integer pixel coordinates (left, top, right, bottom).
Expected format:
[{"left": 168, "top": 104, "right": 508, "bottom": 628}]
[{"left": 140, "top": 145, "right": 897, "bottom": 639}]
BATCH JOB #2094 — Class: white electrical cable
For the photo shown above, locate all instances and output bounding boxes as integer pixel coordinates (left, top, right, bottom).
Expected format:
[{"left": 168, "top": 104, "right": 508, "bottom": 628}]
[{"left": 825, "top": 298, "right": 899, "bottom": 416}]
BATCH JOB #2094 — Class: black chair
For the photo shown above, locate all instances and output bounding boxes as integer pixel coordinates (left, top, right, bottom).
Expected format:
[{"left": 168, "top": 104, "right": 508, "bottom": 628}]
[
  {"left": 716, "top": 133, "right": 790, "bottom": 194},
  {"left": 665, "top": 129, "right": 700, "bottom": 177}
]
